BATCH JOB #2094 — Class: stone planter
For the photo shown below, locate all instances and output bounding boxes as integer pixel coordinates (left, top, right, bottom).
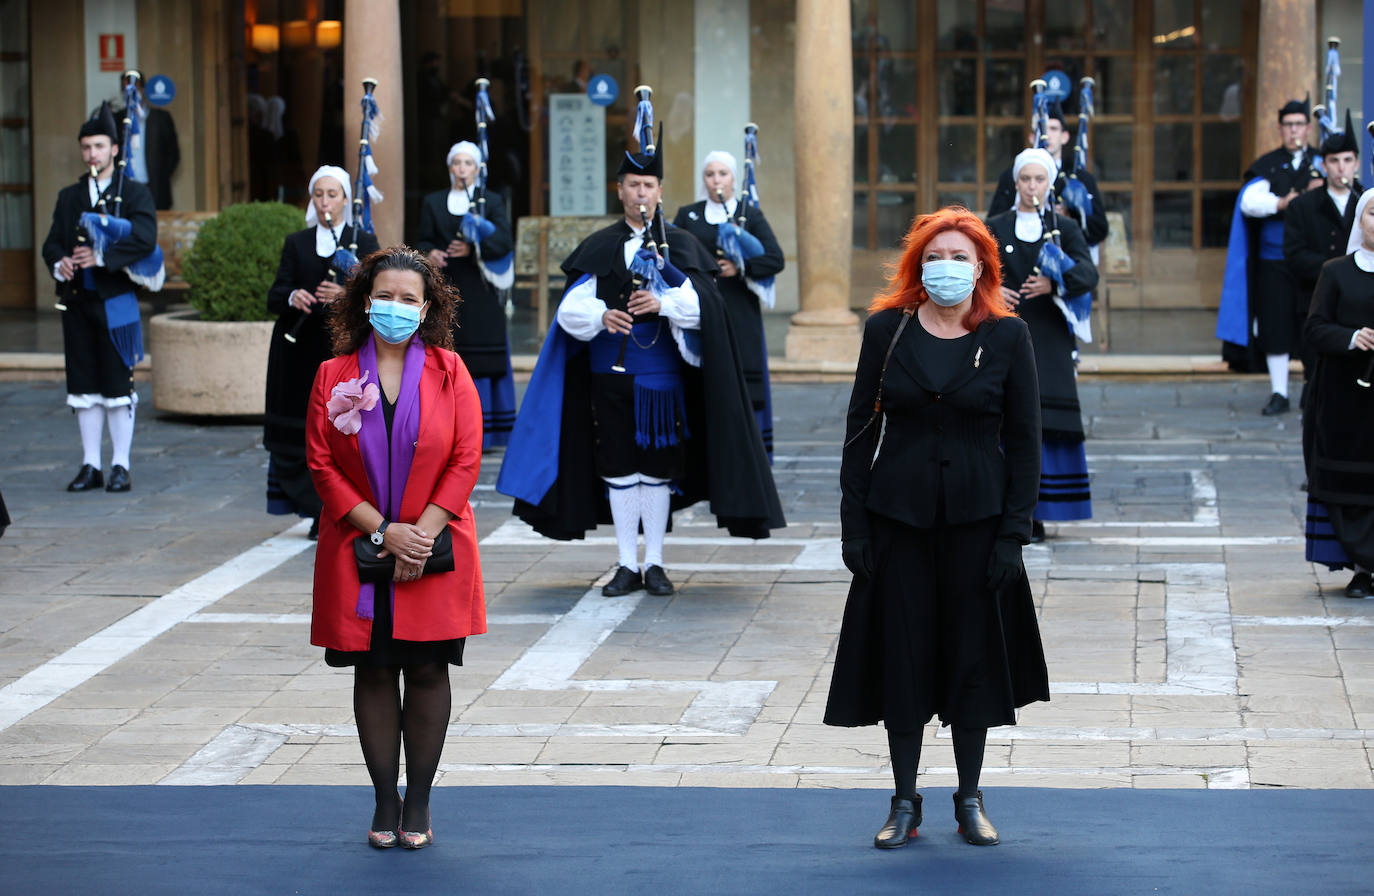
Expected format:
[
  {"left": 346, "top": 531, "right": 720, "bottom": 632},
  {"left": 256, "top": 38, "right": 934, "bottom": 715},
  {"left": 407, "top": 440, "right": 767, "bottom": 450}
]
[{"left": 149, "top": 309, "right": 274, "bottom": 415}]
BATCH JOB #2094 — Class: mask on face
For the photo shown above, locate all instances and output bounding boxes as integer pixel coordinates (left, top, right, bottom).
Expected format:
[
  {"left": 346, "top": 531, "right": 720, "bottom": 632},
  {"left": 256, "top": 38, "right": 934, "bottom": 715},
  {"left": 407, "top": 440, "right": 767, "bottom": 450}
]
[
  {"left": 368, "top": 299, "right": 423, "bottom": 344},
  {"left": 921, "top": 260, "right": 978, "bottom": 307}
]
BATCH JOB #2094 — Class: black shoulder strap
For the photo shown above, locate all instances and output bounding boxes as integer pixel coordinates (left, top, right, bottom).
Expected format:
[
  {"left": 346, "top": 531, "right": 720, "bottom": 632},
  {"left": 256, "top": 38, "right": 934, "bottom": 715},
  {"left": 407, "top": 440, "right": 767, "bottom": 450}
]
[{"left": 843, "top": 306, "right": 914, "bottom": 449}]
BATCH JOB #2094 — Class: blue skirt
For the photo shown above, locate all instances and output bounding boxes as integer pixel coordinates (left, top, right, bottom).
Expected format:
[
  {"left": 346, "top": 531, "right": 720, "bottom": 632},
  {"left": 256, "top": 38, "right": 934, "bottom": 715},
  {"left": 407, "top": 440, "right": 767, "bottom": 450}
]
[
  {"left": 1036, "top": 438, "right": 1092, "bottom": 522},
  {"left": 1305, "top": 498, "right": 1351, "bottom": 570},
  {"left": 473, "top": 346, "right": 517, "bottom": 452}
]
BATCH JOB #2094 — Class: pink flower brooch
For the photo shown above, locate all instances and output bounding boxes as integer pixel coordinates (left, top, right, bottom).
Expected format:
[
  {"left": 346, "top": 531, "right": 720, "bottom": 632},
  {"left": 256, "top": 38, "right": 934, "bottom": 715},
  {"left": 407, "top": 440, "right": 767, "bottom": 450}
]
[{"left": 327, "top": 372, "right": 380, "bottom": 435}]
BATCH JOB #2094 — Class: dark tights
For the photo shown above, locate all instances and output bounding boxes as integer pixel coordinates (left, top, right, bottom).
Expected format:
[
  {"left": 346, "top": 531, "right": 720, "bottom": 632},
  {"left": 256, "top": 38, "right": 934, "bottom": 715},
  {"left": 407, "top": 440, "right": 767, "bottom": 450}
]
[
  {"left": 887, "top": 725, "right": 988, "bottom": 800},
  {"left": 354, "top": 662, "right": 452, "bottom": 832}
]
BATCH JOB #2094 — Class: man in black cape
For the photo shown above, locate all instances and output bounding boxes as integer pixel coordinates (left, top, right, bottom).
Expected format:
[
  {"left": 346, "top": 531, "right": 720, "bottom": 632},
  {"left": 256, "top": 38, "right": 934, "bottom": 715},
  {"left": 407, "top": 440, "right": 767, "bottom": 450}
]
[
  {"left": 497, "top": 135, "right": 784, "bottom": 597},
  {"left": 1217, "top": 97, "right": 1324, "bottom": 409}
]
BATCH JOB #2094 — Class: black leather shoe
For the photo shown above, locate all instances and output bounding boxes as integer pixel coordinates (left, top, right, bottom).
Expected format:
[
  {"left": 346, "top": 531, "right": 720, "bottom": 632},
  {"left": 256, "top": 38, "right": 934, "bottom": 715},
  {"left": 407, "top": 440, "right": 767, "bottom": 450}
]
[
  {"left": 643, "top": 564, "right": 675, "bottom": 596},
  {"left": 105, "top": 465, "right": 131, "bottom": 493},
  {"left": 1029, "top": 521, "right": 1045, "bottom": 543},
  {"left": 1261, "top": 393, "right": 1290, "bottom": 416},
  {"left": 874, "top": 794, "right": 922, "bottom": 849},
  {"left": 1345, "top": 572, "right": 1373, "bottom": 599},
  {"left": 66, "top": 464, "right": 103, "bottom": 492},
  {"left": 602, "top": 566, "right": 643, "bottom": 597},
  {"left": 953, "top": 791, "right": 999, "bottom": 845}
]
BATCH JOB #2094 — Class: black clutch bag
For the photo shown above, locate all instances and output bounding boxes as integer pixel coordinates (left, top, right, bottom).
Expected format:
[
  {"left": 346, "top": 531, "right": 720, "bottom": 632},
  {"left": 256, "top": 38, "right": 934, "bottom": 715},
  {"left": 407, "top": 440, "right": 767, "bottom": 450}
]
[{"left": 353, "top": 526, "right": 455, "bottom": 584}]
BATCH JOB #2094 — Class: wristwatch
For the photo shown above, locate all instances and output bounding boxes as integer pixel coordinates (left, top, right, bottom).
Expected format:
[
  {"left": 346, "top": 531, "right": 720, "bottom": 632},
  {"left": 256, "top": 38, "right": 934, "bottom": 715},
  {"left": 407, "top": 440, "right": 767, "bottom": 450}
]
[{"left": 370, "top": 520, "right": 389, "bottom": 546}]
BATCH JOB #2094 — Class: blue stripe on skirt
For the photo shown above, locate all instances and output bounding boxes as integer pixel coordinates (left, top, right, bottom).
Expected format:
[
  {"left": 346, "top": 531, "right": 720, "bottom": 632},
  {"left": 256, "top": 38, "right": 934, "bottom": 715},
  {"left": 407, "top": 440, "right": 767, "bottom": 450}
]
[
  {"left": 1036, "top": 438, "right": 1092, "bottom": 521},
  {"left": 474, "top": 349, "right": 517, "bottom": 452},
  {"left": 1305, "top": 498, "right": 1351, "bottom": 570}
]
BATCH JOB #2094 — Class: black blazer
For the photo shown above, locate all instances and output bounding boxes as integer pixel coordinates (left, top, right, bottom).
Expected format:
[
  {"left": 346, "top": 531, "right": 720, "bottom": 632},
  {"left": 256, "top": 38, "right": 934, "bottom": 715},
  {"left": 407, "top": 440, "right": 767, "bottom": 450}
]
[
  {"left": 1283, "top": 181, "right": 1362, "bottom": 298},
  {"left": 41, "top": 175, "right": 158, "bottom": 300},
  {"left": 841, "top": 309, "right": 1042, "bottom": 545}
]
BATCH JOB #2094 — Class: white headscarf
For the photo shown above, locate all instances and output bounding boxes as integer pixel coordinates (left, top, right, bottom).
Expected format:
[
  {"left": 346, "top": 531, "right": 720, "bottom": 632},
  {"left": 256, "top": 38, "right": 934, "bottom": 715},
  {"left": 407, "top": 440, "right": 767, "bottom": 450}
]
[
  {"left": 1012, "top": 148, "right": 1057, "bottom": 184},
  {"left": 304, "top": 165, "right": 353, "bottom": 227},
  {"left": 696, "top": 150, "right": 739, "bottom": 202},
  {"left": 1346, "top": 187, "right": 1374, "bottom": 255},
  {"left": 446, "top": 141, "right": 481, "bottom": 187}
]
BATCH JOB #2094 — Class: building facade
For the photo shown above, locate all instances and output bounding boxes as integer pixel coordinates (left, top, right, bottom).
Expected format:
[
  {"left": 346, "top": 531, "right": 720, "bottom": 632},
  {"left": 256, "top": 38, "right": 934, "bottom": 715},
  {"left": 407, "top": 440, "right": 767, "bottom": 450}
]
[{"left": 4, "top": 0, "right": 1368, "bottom": 354}]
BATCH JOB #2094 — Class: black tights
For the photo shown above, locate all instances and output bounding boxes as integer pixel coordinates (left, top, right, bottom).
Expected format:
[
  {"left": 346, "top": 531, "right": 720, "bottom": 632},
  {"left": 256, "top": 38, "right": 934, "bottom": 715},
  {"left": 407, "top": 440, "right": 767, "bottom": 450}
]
[
  {"left": 354, "top": 662, "right": 452, "bottom": 832},
  {"left": 887, "top": 726, "right": 988, "bottom": 800}
]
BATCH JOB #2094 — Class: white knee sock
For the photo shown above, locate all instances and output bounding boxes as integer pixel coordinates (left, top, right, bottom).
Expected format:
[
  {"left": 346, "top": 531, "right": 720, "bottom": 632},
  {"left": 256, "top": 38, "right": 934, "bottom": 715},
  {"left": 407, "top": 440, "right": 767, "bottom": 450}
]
[
  {"left": 76, "top": 406, "right": 105, "bottom": 468},
  {"left": 107, "top": 404, "right": 135, "bottom": 470},
  {"left": 639, "top": 479, "right": 671, "bottom": 569},
  {"left": 1266, "top": 354, "right": 1289, "bottom": 397},
  {"left": 605, "top": 476, "right": 641, "bottom": 570}
]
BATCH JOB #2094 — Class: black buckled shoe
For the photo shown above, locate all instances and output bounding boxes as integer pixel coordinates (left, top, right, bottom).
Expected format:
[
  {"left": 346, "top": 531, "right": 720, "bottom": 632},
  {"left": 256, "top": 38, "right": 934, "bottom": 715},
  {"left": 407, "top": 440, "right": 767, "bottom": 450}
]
[
  {"left": 1261, "top": 393, "right": 1290, "bottom": 416},
  {"left": 874, "top": 794, "right": 922, "bottom": 849},
  {"left": 954, "top": 790, "right": 999, "bottom": 846},
  {"left": 105, "top": 465, "right": 131, "bottom": 493},
  {"left": 1345, "top": 572, "right": 1373, "bottom": 599},
  {"left": 66, "top": 464, "right": 103, "bottom": 492},
  {"left": 602, "top": 566, "right": 643, "bottom": 597},
  {"left": 643, "top": 565, "right": 675, "bottom": 596}
]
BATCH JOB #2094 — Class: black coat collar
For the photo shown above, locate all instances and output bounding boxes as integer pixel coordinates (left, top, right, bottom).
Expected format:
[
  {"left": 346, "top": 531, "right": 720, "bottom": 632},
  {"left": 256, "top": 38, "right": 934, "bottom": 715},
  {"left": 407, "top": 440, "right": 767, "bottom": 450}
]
[{"left": 889, "top": 313, "right": 1004, "bottom": 395}]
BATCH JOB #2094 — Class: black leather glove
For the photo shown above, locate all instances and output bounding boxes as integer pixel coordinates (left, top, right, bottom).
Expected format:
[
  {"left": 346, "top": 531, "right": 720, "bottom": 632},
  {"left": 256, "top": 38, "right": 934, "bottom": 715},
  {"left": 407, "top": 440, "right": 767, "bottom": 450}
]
[
  {"left": 842, "top": 537, "right": 874, "bottom": 579},
  {"left": 986, "top": 538, "right": 1023, "bottom": 593}
]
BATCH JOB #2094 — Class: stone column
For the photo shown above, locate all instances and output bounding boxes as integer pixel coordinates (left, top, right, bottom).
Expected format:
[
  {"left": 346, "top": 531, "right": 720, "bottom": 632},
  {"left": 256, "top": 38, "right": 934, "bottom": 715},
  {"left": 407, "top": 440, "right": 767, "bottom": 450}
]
[
  {"left": 786, "top": 0, "right": 859, "bottom": 364},
  {"left": 344, "top": 0, "right": 404, "bottom": 247},
  {"left": 1253, "top": 0, "right": 1316, "bottom": 162}
]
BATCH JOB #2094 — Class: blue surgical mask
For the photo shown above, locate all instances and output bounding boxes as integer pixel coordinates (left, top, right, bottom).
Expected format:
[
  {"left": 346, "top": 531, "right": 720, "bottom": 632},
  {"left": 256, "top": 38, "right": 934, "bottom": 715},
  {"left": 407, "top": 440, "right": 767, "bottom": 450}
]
[
  {"left": 921, "top": 259, "right": 978, "bottom": 307},
  {"left": 368, "top": 299, "right": 423, "bottom": 344}
]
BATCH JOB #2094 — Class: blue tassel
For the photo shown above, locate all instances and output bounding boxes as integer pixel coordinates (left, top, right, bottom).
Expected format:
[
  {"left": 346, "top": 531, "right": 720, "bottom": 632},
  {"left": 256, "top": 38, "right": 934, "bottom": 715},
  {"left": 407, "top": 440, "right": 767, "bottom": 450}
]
[
  {"left": 103, "top": 291, "right": 144, "bottom": 369},
  {"left": 629, "top": 248, "right": 669, "bottom": 297},
  {"left": 1035, "top": 240, "right": 1073, "bottom": 295},
  {"left": 332, "top": 246, "right": 361, "bottom": 275},
  {"left": 80, "top": 212, "right": 131, "bottom": 257},
  {"left": 717, "top": 222, "right": 766, "bottom": 272},
  {"left": 633, "top": 375, "right": 687, "bottom": 449},
  {"left": 461, "top": 213, "right": 497, "bottom": 245}
]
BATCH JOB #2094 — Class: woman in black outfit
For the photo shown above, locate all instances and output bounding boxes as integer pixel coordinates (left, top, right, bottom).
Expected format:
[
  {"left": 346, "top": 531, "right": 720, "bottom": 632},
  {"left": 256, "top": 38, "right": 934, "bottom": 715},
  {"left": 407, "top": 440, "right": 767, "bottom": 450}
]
[
  {"left": 985, "top": 148, "right": 1099, "bottom": 540},
  {"left": 1303, "top": 188, "right": 1374, "bottom": 598},
  {"left": 825, "top": 206, "right": 1049, "bottom": 849},
  {"left": 672, "top": 150, "right": 785, "bottom": 454},
  {"left": 415, "top": 141, "right": 516, "bottom": 451},
  {"left": 264, "top": 165, "right": 380, "bottom": 537}
]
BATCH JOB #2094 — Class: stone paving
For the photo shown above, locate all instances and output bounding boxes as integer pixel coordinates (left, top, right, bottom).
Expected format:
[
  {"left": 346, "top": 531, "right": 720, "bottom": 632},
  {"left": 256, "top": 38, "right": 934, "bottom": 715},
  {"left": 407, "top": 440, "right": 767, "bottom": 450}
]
[{"left": 1, "top": 374, "right": 1371, "bottom": 791}]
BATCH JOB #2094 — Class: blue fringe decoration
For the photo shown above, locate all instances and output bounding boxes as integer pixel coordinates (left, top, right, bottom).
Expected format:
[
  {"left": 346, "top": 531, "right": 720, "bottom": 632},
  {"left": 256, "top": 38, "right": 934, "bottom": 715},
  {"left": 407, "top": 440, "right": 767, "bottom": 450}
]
[
  {"left": 633, "top": 374, "right": 688, "bottom": 450},
  {"left": 103, "top": 291, "right": 144, "bottom": 369}
]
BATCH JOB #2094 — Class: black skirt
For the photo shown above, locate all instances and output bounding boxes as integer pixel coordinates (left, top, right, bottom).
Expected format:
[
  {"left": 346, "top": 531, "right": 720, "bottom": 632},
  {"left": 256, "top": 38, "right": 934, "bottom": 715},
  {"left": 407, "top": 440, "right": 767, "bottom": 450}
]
[{"left": 824, "top": 512, "right": 1049, "bottom": 731}]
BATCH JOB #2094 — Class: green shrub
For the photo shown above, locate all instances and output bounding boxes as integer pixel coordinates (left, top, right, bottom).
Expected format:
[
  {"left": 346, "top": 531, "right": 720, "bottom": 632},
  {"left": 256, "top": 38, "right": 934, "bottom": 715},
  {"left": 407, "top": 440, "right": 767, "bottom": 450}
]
[{"left": 182, "top": 202, "right": 303, "bottom": 321}]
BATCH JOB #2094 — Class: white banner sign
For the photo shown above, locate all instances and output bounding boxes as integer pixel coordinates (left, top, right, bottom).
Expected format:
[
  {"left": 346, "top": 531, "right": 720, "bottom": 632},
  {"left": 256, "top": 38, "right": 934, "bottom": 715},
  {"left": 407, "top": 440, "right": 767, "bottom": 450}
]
[
  {"left": 548, "top": 94, "right": 605, "bottom": 217},
  {"left": 84, "top": 0, "right": 139, "bottom": 117}
]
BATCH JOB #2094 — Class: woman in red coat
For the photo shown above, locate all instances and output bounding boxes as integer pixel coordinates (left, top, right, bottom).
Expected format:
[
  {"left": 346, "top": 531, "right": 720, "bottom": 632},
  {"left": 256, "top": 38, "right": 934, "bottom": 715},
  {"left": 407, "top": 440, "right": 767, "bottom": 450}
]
[{"left": 307, "top": 246, "right": 485, "bottom": 849}]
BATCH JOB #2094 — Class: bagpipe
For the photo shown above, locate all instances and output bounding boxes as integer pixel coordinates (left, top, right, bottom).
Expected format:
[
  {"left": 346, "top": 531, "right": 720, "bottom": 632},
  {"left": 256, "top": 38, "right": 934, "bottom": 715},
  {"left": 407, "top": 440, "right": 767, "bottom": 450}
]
[
  {"left": 284, "top": 78, "right": 379, "bottom": 345},
  {"left": 715, "top": 123, "right": 776, "bottom": 309},
  {"left": 1312, "top": 37, "right": 1342, "bottom": 148},
  {"left": 69, "top": 71, "right": 168, "bottom": 369},
  {"left": 1028, "top": 78, "right": 1091, "bottom": 344},
  {"left": 1058, "top": 77, "right": 1094, "bottom": 231},
  {"left": 460, "top": 77, "right": 515, "bottom": 293}
]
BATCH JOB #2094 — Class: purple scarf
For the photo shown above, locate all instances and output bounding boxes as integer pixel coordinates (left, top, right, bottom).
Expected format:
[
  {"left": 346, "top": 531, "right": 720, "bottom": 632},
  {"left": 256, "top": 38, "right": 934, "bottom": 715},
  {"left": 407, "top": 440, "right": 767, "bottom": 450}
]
[{"left": 354, "top": 334, "right": 426, "bottom": 620}]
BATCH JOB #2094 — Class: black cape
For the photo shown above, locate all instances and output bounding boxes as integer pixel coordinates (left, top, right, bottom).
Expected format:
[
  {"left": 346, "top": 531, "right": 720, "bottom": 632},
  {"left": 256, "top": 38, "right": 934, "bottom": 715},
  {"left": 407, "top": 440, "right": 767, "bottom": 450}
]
[{"left": 497, "top": 220, "right": 785, "bottom": 540}]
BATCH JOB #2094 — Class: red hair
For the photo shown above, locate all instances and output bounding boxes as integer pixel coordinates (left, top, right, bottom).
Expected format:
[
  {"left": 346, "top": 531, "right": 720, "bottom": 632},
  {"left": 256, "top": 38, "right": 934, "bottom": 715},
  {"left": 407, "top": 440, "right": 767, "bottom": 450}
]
[{"left": 869, "top": 206, "right": 1010, "bottom": 330}]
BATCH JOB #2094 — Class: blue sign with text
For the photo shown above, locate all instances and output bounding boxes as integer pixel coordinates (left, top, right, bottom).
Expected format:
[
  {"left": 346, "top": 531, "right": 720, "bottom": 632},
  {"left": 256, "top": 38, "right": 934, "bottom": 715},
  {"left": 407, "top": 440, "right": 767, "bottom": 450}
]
[
  {"left": 145, "top": 74, "right": 175, "bottom": 106},
  {"left": 587, "top": 74, "right": 618, "bottom": 107},
  {"left": 1041, "top": 70, "right": 1070, "bottom": 102}
]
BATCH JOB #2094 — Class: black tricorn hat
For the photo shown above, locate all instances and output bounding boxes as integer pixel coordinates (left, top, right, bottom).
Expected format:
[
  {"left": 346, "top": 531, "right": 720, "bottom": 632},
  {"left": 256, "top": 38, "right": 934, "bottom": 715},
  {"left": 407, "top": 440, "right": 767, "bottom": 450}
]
[
  {"left": 1278, "top": 94, "right": 1311, "bottom": 122},
  {"left": 79, "top": 101, "right": 119, "bottom": 142},
  {"left": 617, "top": 122, "right": 664, "bottom": 180},
  {"left": 1320, "top": 109, "right": 1360, "bottom": 156}
]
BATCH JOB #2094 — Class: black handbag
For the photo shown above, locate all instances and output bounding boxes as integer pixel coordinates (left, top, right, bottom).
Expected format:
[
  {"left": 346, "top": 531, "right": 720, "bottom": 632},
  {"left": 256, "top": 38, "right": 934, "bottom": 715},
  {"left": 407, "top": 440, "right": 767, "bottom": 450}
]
[{"left": 353, "top": 526, "right": 455, "bottom": 584}]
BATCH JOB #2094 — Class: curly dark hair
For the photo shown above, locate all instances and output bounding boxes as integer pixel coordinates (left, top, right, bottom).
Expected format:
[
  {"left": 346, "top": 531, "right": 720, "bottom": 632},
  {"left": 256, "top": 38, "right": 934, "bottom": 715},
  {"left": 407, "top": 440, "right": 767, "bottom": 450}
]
[{"left": 328, "top": 245, "right": 458, "bottom": 355}]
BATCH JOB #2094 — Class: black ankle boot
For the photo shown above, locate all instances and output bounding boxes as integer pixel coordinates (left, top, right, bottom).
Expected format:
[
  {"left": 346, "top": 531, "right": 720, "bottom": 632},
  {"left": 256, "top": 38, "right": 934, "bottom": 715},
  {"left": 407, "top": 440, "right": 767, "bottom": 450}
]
[
  {"left": 873, "top": 794, "right": 922, "bottom": 849},
  {"left": 953, "top": 790, "right": 999, "bottom": 845}
]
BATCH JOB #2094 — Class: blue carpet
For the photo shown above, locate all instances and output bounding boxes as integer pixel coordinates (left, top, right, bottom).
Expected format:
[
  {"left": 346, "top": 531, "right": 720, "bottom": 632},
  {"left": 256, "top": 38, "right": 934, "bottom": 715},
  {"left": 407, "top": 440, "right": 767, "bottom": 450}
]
[{"left": 3, "top": 786, "right": 1372, "bottom": 895}]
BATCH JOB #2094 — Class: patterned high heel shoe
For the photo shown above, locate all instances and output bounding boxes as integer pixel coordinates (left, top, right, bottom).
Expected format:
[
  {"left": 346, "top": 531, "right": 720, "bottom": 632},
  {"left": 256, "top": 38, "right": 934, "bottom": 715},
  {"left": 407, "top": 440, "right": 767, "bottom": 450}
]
[
  {"left": 399, "top": 810, "right": 433, "bottom": 849},
  {"left": 367, "top": 797, "right": 403, "bottom": 849}
]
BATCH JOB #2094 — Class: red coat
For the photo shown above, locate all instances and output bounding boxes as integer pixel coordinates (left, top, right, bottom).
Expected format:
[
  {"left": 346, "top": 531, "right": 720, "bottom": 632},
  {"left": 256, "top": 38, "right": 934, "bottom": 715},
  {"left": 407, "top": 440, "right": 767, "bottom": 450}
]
[{"left": 306, "top": 343, "right": 486, "bottom": 651}]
